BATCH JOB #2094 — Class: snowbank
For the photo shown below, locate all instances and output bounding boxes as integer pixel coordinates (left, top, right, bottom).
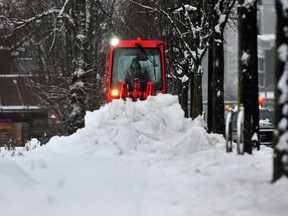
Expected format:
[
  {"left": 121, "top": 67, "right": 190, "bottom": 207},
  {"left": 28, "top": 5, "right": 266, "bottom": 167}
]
[
  {"left": 43, "top": 94, "right": 223, "bottom": 156},
  {"left": 0, "top": 94, "right": 287, "bottom": 216}
]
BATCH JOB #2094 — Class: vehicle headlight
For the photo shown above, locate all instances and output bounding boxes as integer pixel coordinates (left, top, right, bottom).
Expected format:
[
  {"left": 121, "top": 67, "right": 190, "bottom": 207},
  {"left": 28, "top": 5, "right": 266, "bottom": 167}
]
[
  {"left": 111, "top": 89, "right": 120, "bottom": 97},
  {"left": 110, "top": 37, "right": 119, "bottom": 46}
]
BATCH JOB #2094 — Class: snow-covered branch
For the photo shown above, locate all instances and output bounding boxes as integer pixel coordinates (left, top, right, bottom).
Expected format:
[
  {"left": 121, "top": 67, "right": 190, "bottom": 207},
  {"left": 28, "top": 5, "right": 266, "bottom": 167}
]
[
  {"left": 129, "top": 0, "right": 155, "bottom": 11},
  {"left": 3, "top": 8, "right": 74, "bottom": 37},
  {"left": 58, "top": 0, "right": 71, "bottom": 17}
]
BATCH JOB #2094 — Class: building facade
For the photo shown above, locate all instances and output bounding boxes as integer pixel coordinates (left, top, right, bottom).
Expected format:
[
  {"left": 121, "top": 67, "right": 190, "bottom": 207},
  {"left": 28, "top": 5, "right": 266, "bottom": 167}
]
[
  {"left": 257, "top": 0, "right": 276, "bottom": 97},
  {"left": 0, "top": 41, "right": 49, "bottom": 147},
  {"left": 223, "top": 0, "right": 276, "bottom": 103}
]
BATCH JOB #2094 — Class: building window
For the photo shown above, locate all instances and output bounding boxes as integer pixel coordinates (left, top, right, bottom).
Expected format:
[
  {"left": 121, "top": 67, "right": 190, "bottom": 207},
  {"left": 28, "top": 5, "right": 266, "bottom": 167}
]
[
  {"left": 258, "top": 57, "right": 264, "bottom": 72},
  {"left": 0, "top": 50, "right": 11, "bottom": 74},
  {"left": 0, "top": 121, "right": 29, "bottom": 147},
  {"left": 259, "top": 72, "right": 265, "bottom": 88}
]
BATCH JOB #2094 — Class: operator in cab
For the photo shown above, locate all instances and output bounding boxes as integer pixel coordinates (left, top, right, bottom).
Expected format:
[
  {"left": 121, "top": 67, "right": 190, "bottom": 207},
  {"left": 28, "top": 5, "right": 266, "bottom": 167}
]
[{"left": 124, "top": 57, "right": 151, "bottom": 91}]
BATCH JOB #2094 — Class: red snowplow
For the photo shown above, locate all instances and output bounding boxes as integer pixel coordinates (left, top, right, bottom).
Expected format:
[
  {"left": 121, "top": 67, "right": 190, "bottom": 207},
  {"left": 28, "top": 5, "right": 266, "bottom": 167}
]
[{"left": 104, "top": 37, "right": 167, "bottom": 102}]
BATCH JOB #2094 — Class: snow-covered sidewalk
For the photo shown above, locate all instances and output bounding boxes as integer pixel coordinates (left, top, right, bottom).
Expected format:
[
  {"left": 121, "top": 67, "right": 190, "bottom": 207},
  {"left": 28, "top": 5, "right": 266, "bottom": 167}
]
[{"left": 1, "top": 94, "right": 287, "bottom": 216}]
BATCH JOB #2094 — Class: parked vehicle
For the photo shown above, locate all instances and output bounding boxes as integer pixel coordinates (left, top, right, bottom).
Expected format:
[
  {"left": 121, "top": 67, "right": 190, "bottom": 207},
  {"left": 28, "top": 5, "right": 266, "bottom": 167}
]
[
  {"left": 257, "top": 108, "right": 274, "bottom": 145},
  {"left": 226, "top": 107, "right": 274, "bottom": 152}
]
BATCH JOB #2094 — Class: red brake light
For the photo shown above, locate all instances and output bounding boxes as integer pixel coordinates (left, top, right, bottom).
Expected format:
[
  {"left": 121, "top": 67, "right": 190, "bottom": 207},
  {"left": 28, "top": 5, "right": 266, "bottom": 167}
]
[{"left": 258, "top": 97, "right": 264, "bottom": 105}]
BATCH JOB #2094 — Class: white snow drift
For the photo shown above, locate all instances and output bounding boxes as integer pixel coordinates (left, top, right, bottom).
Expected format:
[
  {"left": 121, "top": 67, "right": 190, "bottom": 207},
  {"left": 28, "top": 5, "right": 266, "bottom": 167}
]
[{"left": 0, "top": 94, "right": 287, "bottom": 216}]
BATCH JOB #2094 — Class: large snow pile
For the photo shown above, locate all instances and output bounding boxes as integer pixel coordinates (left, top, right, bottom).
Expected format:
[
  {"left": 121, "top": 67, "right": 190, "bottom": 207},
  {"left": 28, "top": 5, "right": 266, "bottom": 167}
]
[
  {"left": 45, "top": 94, "right": 220, "bottom": 156},
  {"left": 0, "top": 94, "right": 287, "bottom": 216}
]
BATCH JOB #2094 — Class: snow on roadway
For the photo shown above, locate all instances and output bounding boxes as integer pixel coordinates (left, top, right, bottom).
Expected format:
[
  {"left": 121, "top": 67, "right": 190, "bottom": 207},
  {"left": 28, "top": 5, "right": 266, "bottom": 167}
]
[{"left": 0, "top": 94, "right": 287, "bottom": 216}]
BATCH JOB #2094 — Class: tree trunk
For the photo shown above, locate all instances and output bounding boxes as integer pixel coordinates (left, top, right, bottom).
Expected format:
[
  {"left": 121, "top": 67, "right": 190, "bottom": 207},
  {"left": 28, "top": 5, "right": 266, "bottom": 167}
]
[
  {"left": 250, "top": 2, "right": 259, "bottom": 150},
  {"left": 237, "top": 0, "right": 258, "bottom": 154},
  {"left": 67, "top": 0, "right": 87, "bottom": 135},
  {"left": 273, "top": 0, "right": 288, "bottom": 182},
  {"left": 212, "top": 36, "right": 225, "bottom": 135},
  {"left": 182, "top": 82, "right": 189, "bottom": 118},
  {"left": 189, "top": 70, "right": 194, "bottom": 118},
  {"left": 85, "top": 0, "right": 100, "bottom": 110},
  {"left": 209, "top": 0, "right": 237, "bottom": 135},
  {"left": 207, "top": 42, "right": 213, "bottom": 133},
  {"left": 192, "top": 62, "right": 203, "bottom": 118}
]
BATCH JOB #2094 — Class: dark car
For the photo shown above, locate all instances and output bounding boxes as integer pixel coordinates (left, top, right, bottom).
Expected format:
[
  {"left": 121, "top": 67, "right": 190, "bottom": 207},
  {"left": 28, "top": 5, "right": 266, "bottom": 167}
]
[
  {"left": 258, "top": 109, "right": 274, "bottom": 145},
  {"left": 229, "top": 108, "right": 274, "bottom": 146}
]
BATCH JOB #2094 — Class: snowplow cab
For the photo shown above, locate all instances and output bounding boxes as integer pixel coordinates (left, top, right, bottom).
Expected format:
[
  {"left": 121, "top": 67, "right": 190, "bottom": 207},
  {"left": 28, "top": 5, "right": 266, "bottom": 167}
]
[{"left": 105, "top": 37, "right": 167, "bottom": 102}]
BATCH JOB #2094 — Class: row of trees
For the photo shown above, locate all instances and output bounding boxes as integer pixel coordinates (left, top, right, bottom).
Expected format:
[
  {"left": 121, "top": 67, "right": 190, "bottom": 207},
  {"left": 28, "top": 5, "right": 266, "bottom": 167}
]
[
  {"left": 233, "top": 0, "right": 288, "bottom": 182},
  {"left": 0, "top": 0, "right": 234, "bottom": 135},
  {"left": 0, "top": 0, "right": 118, "bottom": 134},
  {"left": 131, "top": 0, "right": 236, "bottom": 136},
  {"left": 1, "top": 0, "right": 287, "bottom": 181}
]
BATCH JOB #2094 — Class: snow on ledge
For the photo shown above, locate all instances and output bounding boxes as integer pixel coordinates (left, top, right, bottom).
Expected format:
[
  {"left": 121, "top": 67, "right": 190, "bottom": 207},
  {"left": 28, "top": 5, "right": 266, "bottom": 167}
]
[{"left": 0, "top": 106, "right": 41, "bottom": 111}]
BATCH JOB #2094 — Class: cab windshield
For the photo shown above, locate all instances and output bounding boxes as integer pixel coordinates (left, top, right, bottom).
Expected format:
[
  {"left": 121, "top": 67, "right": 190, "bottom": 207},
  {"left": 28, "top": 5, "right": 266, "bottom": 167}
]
[{"left": 111, "top": 48, "right": 162, "bottom": 90}]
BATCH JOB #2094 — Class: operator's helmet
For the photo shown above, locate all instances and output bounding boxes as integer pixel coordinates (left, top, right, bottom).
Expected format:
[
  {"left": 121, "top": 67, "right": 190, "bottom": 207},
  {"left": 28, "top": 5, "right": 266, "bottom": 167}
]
[{"left": 131, "top": 58, "right": 141, "bottom": 69}]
